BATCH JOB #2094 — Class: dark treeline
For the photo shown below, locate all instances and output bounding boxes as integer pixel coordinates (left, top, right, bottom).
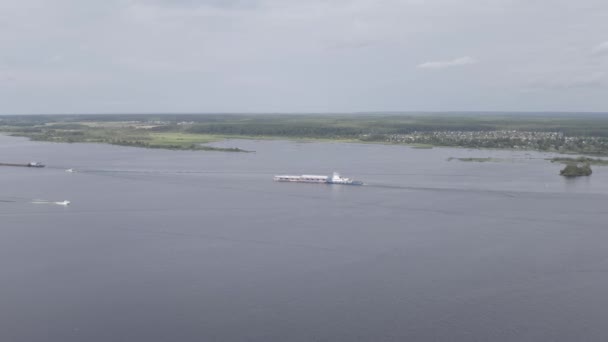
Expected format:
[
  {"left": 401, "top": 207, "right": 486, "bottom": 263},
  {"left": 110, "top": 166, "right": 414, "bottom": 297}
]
[{"left": 4, "top": 113, "right": 608, "bottom": 137}]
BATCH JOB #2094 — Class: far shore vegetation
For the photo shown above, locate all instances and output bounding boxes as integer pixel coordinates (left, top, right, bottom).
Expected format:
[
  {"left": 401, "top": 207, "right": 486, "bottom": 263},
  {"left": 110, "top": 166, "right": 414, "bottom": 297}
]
[
  {"left": 448, "top": 157, "right": 501, "bottom": 162},
  {"left": 3, "top": 113, "right": 608, "bottom": 154},
  {"left": 549, "top": 156, "right": 608, "bottom": 165}
]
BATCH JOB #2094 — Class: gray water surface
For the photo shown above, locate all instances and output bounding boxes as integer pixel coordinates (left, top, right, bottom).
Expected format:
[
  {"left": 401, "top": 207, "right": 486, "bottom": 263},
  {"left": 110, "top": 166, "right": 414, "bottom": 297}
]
[{"left": 2, "top": 135, "right": 608, "bottom": 342}]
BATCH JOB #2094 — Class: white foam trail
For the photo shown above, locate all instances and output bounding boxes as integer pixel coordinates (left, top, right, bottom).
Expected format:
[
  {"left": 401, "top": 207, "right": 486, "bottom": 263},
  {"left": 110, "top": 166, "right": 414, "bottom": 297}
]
[{"left": 31, "top": 200, "right": 71, "bottom": 206}]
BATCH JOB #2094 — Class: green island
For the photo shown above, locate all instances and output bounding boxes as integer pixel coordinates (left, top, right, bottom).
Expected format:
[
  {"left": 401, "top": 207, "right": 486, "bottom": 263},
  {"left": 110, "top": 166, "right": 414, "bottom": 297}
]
[
  {"left": 551, "top": 157, "right": 608, "bottom": 177},
  {"left": 559, "top": 163, "right": 593, "bottom": 177},
  {"left": 2, "top": 113, "right": 608, "bottom": 155}
]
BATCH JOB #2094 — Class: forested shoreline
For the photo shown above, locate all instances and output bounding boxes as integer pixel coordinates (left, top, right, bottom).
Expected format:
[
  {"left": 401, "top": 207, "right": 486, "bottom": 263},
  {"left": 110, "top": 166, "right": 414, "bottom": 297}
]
[{"left": 2, "top": 113, "right": 608, "bottom": 154}]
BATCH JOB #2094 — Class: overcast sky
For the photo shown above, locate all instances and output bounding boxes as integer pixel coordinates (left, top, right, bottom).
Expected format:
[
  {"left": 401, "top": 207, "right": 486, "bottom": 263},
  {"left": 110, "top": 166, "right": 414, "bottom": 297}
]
[{"left": 1, "top": 0, "right": 607, "bottom": 114}]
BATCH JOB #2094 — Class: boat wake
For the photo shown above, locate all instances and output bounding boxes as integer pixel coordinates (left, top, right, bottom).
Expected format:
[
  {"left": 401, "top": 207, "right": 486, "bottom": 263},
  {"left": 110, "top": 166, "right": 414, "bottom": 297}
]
[
  {"left": 0, "top": 196, "right": 31, "bottom": 204},
  {"left": 31, "top": 200, "right": 71, "bottom": 206}
]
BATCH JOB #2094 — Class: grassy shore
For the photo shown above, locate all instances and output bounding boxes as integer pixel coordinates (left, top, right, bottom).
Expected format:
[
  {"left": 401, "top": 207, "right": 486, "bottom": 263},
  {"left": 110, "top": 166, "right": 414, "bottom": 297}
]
[{"left": 1, "top": 124, "right": 248, "bottom": 152}]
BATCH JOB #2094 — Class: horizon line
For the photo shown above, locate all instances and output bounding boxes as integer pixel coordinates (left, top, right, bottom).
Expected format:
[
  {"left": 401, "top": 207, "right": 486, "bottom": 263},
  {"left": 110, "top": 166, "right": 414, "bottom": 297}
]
[{"left": 2, "top": 110, "right": 608, "bottom": 116}]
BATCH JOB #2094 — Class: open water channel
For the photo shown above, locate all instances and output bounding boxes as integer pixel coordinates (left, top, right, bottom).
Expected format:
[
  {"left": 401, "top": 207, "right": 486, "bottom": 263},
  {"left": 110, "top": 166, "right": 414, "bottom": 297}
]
[{"left": 2, "top": 135, "right": 608, "bottom": 341}]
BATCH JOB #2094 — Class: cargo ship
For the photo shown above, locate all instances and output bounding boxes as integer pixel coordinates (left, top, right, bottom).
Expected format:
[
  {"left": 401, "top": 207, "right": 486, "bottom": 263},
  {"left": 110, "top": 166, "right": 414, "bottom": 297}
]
[{"left": 274, "top": 172, "right": 363, "bottom": 185}]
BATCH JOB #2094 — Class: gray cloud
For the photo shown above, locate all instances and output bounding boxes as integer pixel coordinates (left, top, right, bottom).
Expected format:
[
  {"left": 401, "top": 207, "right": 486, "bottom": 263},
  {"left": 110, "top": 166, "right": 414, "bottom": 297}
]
[
  {"left": 417, "top": 57, "right": 477, "bottom": 70},
  {"left": 592, "top": 41, "right": 608, "bottom": 55},
  {"left": 525, "top": 72, "right": 606, "bottom": 91},
  {"left": 1, "top": 0, "right": 607, "bottom": 113}
]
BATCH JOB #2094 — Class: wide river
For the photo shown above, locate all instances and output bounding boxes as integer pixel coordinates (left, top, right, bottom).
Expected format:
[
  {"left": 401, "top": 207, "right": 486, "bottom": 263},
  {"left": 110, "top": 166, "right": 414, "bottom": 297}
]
[{"left": 2, "top": 135, "right": 608, "bottom": 342}]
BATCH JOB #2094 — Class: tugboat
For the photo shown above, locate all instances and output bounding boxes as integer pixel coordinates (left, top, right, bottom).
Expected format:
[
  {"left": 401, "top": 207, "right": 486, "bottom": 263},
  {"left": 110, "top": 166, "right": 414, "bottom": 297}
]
[
  {"left": 327, "top": 172, "right": 363, "bottom": 185},
  {"left": 27, "top": 162, "right": 45, "bottom": 168}
]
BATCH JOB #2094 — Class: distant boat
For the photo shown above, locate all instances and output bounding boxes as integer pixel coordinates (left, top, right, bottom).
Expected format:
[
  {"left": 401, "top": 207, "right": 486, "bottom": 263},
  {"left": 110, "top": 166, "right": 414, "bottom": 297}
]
[
  {"left": 55, "top": 200, "right": 71, "bottom": 206},
  {"left": 65, "top": 168, "right": 75, "bottom": 173},
  {"left": 274, "top": 172, "right": 363, "bottom": 185},
  {"left": 27, "top": 162, "right": 45, "bottom": 168}
]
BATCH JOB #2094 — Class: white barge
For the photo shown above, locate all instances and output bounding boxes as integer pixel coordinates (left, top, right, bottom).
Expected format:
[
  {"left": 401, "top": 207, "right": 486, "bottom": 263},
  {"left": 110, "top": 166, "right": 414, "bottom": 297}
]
[{"left": 274, "top": 172, "right": 363, "bottom": 185}]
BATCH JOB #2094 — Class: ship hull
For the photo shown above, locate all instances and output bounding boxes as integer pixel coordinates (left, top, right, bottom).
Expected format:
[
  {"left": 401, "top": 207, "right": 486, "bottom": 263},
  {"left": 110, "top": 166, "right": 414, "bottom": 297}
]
[{"left": 328, "top": 180, "right": 364, "bottom": 186}]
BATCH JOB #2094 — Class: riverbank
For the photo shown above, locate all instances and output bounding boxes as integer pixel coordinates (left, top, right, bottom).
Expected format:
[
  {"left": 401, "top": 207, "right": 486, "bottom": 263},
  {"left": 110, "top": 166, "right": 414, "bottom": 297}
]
[{"left": 3, "top": 113, "right": 608, "bottom": 154}]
